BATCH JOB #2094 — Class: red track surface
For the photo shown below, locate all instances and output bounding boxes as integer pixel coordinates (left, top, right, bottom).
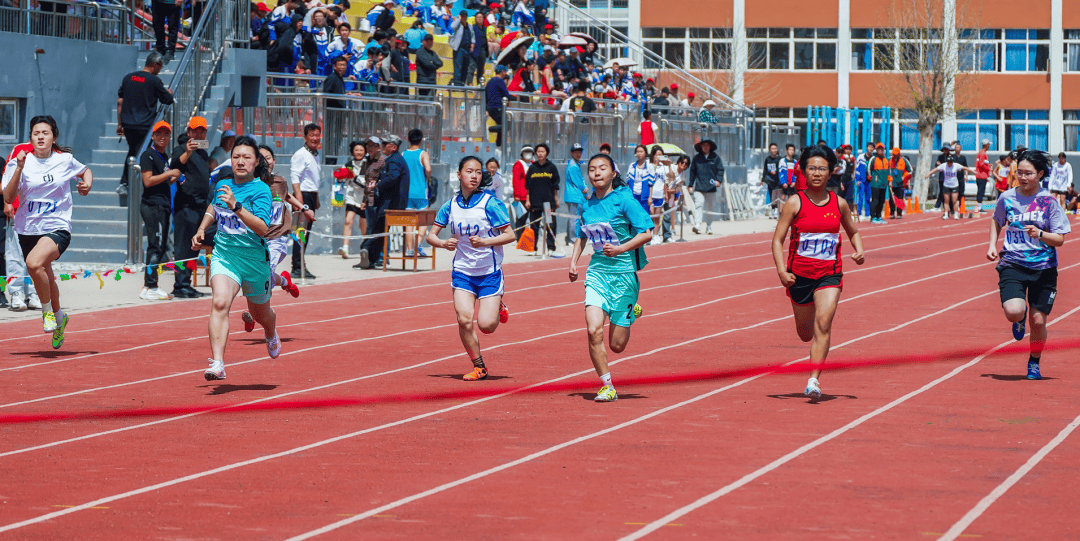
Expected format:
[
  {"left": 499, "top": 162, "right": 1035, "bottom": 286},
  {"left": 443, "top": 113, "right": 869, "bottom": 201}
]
[{"left": 1, "top": 213, "right": 1078, "bottom": 540}]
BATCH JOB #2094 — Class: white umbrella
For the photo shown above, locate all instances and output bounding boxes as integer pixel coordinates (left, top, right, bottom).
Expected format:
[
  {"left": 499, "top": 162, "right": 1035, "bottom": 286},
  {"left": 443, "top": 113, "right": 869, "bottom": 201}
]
[
  {"left": 496, "top": 35, "right": 535, "bottom": 68},
  {"left": 566, "top": 32, "right": 598, "bottom": 45},
  {"left": 603, "top": 57, "right": 637, "bottom": 69},
  {"left": 557, "top": 35, "right": 588, "bottom": 49}
]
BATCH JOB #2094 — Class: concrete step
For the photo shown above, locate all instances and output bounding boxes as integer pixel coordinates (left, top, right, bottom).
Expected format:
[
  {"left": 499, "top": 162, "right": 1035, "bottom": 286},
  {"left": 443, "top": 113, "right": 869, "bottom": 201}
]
[
  {"left": 91, "top": 148, "right": 128, "bottom": 164},
  {"left": 88, "top": 162, "right": 125, "bottom": 179},
  {"left": 70, "top": 218, "right": 127, "bottom": 235},
  {"left": 78, "top": 190, "right": 126, "bottom": 207},
  {"left": 96, "top": 135, "right": 128, "bottom": 152}
]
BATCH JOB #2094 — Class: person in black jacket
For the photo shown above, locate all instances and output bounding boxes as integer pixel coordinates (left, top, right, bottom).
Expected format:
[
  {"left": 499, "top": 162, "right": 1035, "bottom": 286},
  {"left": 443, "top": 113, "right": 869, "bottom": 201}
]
[
  {"left": 321, "top": 56, "right": 348, "bottom": 108},
  {"left": 374, "top": 0, "right": 396, "bottom": 31},
  {"left": 389, "top": 37, "right": 411, "bottom": 95},
  {"left": 116, "top": 52, "right": 174, "bottom": 196},
  {"left": 470, "top": 19, "right": 487, "bottom": 85},
  {"left": 269, "top": 15, "right": 304, "bottom": 72},
  {"left": 761, "top": 142, "right": 782, "bottom": 216},
  {"left": 688, "top": 139, "right": 725, "bottom": 234},
  {"left": 170, "top": 117, "right": 213, "bottom": 298},
  {"left": 414, "top": 34, "right": 442, "bottom": 95},
  {"left": 358, "top": 135, "right": 410, "bottom": 268},
  {"left": 524, "top": 143, "right": 562, "bottom": 255}
]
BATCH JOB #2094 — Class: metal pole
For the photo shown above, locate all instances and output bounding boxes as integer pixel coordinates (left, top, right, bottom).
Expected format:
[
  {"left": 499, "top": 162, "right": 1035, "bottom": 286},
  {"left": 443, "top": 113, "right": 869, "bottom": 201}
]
[{"left": 125, "top": 157, "right": 144, "bottom": 265}]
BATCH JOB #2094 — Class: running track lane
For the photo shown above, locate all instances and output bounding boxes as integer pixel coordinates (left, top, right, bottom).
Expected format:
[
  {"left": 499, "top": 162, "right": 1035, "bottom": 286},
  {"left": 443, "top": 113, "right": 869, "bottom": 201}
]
[
  {"left": 274, "top": 244, "right": 1077, "bottom": 539},
  {"left": 0, "top": 218, "right": 1019, "bottom": 535}
]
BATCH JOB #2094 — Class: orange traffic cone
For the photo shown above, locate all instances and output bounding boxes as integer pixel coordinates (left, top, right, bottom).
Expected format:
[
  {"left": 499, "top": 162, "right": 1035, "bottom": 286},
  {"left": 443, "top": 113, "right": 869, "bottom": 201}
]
[
  {"left": 516, "top": 227, "right": 535, "bottom": 252},
  {"left": 905, "top": 198, "right": 914, "bottom": 214},
  {"left": 912, "top": 196, "right": 922, "bottom": 214}
]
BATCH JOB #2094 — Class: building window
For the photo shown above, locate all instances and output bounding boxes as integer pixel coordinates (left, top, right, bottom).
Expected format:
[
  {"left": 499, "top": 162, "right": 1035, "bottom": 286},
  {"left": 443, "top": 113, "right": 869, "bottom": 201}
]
[
  {"left": 897, "top": 109, "right": 942, "bottom": 151},
  {"left": 760, "top": 107, "right": 808, "bottom": 140},
  {"left": 1004, "top": 109, "right": 1049, "bottom": 150},
  {"left": 0, "top": 100, "right": 16, "bottom": 142},
  {"left": 1065, "top": 30, "right": 1080, "bottom": 72},
  {"left": 747, "top": 27, "right": 838, "bottom": 71},
  {"left": 856, "top": 28, "right": 1047, "bottom": 73},
  {"left": 1065, "top": 110, "right": 1080, "bottom": 151},
  {"left": 643, "top": 27, "right": 732, "bottom": 71},
  {"left": 956, "top": 110, "right": 1000, "bottom": 151}
]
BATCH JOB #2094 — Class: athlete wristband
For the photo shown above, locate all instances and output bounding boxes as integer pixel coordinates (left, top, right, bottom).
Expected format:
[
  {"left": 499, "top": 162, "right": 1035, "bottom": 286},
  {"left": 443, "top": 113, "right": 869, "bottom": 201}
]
[{"left": 1039, "top": 230, "right": 1044, "bottom": 238}]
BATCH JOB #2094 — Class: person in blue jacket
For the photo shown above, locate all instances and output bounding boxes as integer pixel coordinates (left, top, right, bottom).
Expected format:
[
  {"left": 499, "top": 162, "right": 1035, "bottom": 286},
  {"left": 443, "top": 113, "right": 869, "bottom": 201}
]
[{"left": 563, "top": 142, "right": 588, "bottom": 244}]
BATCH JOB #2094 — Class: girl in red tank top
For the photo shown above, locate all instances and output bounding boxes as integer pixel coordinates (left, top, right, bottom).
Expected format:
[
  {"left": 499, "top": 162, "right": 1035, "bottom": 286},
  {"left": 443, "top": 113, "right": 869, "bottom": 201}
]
[{"left": 771, "top": 145, "right": 865, "bottom": 401}]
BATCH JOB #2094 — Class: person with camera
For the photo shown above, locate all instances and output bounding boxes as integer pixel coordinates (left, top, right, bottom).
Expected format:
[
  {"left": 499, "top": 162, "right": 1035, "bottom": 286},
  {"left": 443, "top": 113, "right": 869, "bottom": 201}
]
[{"left": 170, "top": 116, "right": 213, "bottom": 298}]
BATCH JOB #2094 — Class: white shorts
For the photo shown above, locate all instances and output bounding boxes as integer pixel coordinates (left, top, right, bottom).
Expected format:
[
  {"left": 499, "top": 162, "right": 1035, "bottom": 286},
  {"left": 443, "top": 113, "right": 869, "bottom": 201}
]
[{"left": 267, "top": 236, "right": 289, "bottom": 271}]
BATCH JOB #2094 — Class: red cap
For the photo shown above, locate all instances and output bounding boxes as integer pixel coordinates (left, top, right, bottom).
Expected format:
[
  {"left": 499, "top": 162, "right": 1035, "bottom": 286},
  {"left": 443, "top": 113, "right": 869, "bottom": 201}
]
[
  {"left": 670, "top": 83, "right": 678, "bottom": 90},
  {"left": 256, "top": 2, "right": 268, "bottom": 11},
  {"left": 646, "top": 77, "right": 654, "bottom": 83},
  {"left": 489, "top": 2, "right": 500, "bottom": 7},
  {"left": 545, "top": 23, "right": 553, "bottom": 29},
  {"left": 632, "top": 72, "right": 642, "bottom": 78},
  {"left": 687, "top": 92, "right": 695, "bottom": 98}
]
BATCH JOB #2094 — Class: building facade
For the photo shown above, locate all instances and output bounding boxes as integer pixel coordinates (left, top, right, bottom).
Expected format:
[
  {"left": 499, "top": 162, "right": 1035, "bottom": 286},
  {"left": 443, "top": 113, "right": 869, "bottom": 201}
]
[{"left": 577, "top": 0, "right": 1080, "bottom": 153}]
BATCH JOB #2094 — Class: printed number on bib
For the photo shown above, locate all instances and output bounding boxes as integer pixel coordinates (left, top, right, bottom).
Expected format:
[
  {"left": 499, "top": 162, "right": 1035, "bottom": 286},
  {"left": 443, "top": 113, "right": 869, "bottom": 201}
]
[
  {"left": 796, "top": 232, "right": 839, "bottom": 261},
  {"left": 25, "top": 200, "right": 58, "bottom": 215},
  {"left": 217, "top": 208, "right": 249, "bottom": 235},
  {"left": 581, "top": 222, "right": 619, "bottom": 252},
  {"left": 450, "top": 219, "right": 491, "bottom": 238},
  {"left": 270, "top": 201, "right": 285, "bottom": 226}
]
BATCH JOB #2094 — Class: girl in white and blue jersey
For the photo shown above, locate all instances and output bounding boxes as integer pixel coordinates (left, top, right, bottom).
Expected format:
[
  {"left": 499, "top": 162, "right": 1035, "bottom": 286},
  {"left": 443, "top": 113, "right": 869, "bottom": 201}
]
[
  {"left": 988, "top": 150, "right": 1070, "bottom": 381},
  {"left": 626, "top": 144, "right": 655, "bottom": 212},
  {"left": 427, "top": 156, "right": 517, "bottom": 382}
]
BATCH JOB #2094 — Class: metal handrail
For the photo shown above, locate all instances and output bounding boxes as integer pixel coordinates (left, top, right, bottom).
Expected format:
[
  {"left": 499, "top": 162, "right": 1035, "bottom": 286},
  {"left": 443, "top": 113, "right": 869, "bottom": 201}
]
[
  {"left": 0, "top": 0, "right": 133, "bottom": 44},
  {"left": 124, "top": 157, "right": 143, "bottom": 264},
  {"left": 553, "top": 1, "right": 750, "bottom": 113}
]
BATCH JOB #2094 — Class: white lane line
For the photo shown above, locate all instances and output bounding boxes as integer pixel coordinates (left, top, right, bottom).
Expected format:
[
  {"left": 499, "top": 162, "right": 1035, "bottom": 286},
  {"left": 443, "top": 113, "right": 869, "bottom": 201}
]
[
  {"left": 281, "top": 285, "right": 1006, "bottom": 538},
  {"left": 937, "top": 415, "right": 1080, "bottom": 540},
  {"left": 0, "top": 258, "right": 996, "bottom": 533},
  {"left": 618, "top": 305, "right": 1080, "bottom": 541},
  {"left": 0, "top": 241, "right": 984, "bottom": 408}
]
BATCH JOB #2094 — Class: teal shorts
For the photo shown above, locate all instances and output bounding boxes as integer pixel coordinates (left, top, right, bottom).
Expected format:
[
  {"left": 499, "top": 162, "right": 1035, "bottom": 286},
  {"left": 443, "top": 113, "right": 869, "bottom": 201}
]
[
  {"left": 584, "top": 270, "right": 639, "bottom": 328},
  {"left": 211, "top": 249, "right": 272, "bottom": 305}
]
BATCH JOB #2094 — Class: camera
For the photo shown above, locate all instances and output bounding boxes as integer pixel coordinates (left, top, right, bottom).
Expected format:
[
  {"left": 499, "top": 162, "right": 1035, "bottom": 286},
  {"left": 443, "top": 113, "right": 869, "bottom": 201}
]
[{"left": 195, "top": 140, "right": 210, "bottom": 150}]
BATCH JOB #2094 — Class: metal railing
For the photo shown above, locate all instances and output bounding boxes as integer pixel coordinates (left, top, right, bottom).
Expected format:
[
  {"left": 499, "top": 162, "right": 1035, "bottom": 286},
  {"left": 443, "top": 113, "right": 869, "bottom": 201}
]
[
  {"left": 126, "top": 0, "right": 245, "bottom": 262},
  {"left": 553, "top": 1, "right": 750, "bottom": 113},
  {"left": 124, "top": 157, "right": 143, "bottom": 264},
  {"left": 501, "top": 106, "right": 626, "bottom": 169},
  {"left": 0, "top": 0, "right": 133, "bottom": 44}
]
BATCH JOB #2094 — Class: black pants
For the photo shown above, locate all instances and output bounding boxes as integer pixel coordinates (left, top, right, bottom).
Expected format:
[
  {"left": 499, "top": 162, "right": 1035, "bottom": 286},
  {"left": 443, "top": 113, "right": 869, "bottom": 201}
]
[
  {"left": 935, "top": 179, "right": 945, "bottom": 208},
  {"left": 529, "top": 206, "right": 556, "bottom": 251},
  {"left": 142, "top": 202, "right": 171, "bottom": 288},
  {"left": 291, "top": 191, "right": 318, "bottom": 271},
  {"left": 190, "top": 0, "right": 204, "bottom": 36},
  {"left": 151, "top": 0, "right": 180, "bottom": 54},
  {"left": 976, "top": 179, "right": 988, "bottom": 204},
  {"left": 418, "top": 87, "right": 434, "bottom": 97},
  {"left": 121, "top": 126, "right": 149, "bottom": 189},
  {"left": 361, "top": 204, "right": 386, "bottom": 265},
  {"left": 487, "top": 108, "right": 503, "bottom": 147},
  {"left": 870, "top": 187, "right": 887, "bottom": 220},
  {"left": 888, "top": 185, "right": 904, "bottom": 217},
  {"left": 172, "top": 203, "right": 205, "bottom": 291}
]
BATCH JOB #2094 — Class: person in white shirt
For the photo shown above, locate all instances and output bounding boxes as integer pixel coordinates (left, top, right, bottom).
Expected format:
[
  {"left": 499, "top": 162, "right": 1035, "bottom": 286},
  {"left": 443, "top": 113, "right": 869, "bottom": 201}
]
[
  {"left": 649, "top": 152, "right": 674, "bottom": 244},
  {"left": 426, "top": 156, "right": 516, "bottom": 381},
  {"left": 290, "top": 123, "right": 321, "bottom": 278},
  {"left": 925, "top": 155, "right": 977, "bottom": 220},
  {"left": 1, "top": 116, "right": 92, "bottom": 347},
  {"left": 1049, "top": 152, "right": 1073, "bottom": 208}
]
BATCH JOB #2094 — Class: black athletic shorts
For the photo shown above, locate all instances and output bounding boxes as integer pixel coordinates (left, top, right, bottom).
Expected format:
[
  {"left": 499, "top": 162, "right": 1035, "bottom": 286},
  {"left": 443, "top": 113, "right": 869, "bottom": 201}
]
[
  {"left": 345, "top": 203, "right": 364, "bottom": 216},
  {"left": 786, "top": 273, "right": 843, "bottom": 306},
  {"left": 998, "top": 264, "right": 1058, "bottom": 315},
  {"left": 1052, "top": 190, "right": 1067, "bottom": 196},
  {"left": 18, "top": 230, "right": 71, "bottom": 259},
  {"left": 783, "top": 185, "right": 797, "bottom": 196},
  {"left": 941, "top": 186, "right": 959, "bottom": 195}
]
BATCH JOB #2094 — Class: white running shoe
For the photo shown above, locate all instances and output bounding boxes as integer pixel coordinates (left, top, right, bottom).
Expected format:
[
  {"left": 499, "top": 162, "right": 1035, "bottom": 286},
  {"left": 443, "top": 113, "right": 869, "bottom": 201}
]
[
  {"left": 649, "top": 237, "right": 662, "bottom": 246},
  {"left": 551, "top": 249, "right": 566, "bottom": 258},
  {"left": 204, "top": 359, "right": 226, "bottom": 381},
  {"left": 953, "top": 213, "right": 960, "bottom": 220},
  {"left": 804, "top": 377, "right": 822, "bottom": 399},
  {"left": 266, "top": 332, "right": 282, "bottom": 359},
  {"left": 139, "top": 287, "right": 151, "bottom": 300},
  {"left": 338, "top": 246, "right": 350, "bottom": 259},
  {"left": 10, "top": 291, "right": 26, "bottom": 311},
  {"left": 27, "top": 293, "right": 41, "bottom": 310},
  {"left": 941, "top": 213, "right": 949, "bottom": 220},
  {"left": 145, "top": 288, "right": 171, "bottom": 300}
]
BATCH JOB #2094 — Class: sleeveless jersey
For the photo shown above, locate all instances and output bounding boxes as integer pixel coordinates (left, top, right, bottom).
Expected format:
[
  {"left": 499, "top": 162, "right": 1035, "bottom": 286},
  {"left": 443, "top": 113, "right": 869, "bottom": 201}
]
[
  {"left": 640, "top": 121, "right": 655, "bottom": 145},
  {"left": 787, "top": 191, "right": 843, "bottom": 279}
]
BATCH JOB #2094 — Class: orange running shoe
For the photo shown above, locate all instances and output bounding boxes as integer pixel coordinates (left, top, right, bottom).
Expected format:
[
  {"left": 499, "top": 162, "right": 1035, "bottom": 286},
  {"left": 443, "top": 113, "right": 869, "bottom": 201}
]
[
  {"left": 463, "top": 366, "right": 488, "bottom": 381},
  {"left": 499, "top": 302, "right": 509, "bottom": 324}
]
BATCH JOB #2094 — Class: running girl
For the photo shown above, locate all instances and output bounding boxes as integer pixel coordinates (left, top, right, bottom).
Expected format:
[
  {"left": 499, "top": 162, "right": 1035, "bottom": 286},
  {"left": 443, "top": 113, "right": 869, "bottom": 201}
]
[
  {"left": 626, "top": 144, "right": 654, "bottom": 212},
  {"left": 426, "top": 156, "right": 515, "bottom": 381},
  {"left": 925, "top": 155, "right": 977, "bottom": 220},
  {"left": 1, "top": 116, "right": 92, "bottom": 348},
  {"left": 240, "top": 145, "right": 313, "bottom": 332},
  {"left": 771, "top": 145, "right": 865, "bottom": 399},
  {"left": 192, "top": 136, "right": 280, "bottom": 380},
  {"left": 987, "top": 150, "right": 1070, "bottom": 380},
  {"left": 569, "top": 153, "right": 654, "bottom": 402}
]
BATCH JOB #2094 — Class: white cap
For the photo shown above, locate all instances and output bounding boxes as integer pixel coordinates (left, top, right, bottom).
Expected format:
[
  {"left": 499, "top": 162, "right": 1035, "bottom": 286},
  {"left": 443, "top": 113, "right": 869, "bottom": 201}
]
[{"left": 702, "top": 99, "right": 717, "bottom": 107}]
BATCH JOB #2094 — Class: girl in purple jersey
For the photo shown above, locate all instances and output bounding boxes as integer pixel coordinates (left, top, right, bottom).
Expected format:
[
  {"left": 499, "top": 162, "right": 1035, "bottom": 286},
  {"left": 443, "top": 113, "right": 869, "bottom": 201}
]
[{"left": 987, "top": 150, "right": 1071, "bottom": 380}]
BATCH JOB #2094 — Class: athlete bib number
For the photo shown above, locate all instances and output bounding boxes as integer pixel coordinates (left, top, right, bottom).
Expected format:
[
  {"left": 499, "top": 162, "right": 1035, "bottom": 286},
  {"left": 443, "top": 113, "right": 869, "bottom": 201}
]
[
  {"left": 449, "top": 219, "right": 490, "bottom": 238},
  {"left": 25, "top": 200, "right": 59, "bottom": 215},
  {"left": 216, "top": 207, "right": 249, "bottom": 235},
  {"left": 796, "top": 232, "right": 839, "bottom": 261},
  {"left": 581, "top": 222, "right": 619, "bottom": 252},
  {"left": 270, "top": 201, "right": 285, "bottom": 226}
]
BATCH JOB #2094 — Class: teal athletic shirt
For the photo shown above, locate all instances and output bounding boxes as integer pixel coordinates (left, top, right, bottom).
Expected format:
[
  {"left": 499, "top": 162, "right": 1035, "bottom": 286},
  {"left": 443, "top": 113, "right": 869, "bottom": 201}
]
[
  {"left": 575, "top": 185, "right": 655, "bottom": 274},
  {"left": 211, "top": 175, "right": 273, "bottom": 259}
]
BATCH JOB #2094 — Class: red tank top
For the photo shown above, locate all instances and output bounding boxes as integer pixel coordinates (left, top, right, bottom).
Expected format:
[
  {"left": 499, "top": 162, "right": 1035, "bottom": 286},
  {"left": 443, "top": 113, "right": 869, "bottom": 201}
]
[
  {"left": 640, "top": 121, "right": 655, "bottom": 145},
  {"left": 787, "top": 191, "right": 842, "bottom": 279}
]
